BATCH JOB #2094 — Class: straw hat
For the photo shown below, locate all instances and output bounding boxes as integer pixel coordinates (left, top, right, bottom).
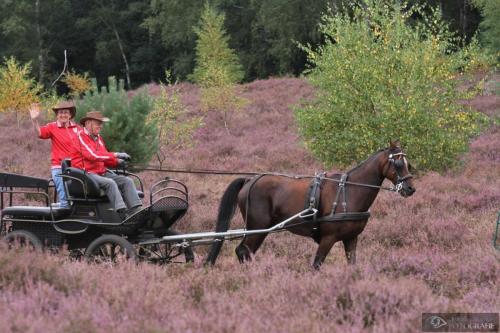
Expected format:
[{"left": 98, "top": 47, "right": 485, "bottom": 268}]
[
  {"left": 79, "top": 110, "right": 110, "bottom": 125},
  {"left": 52, "top": 100, "right": 76, "bottom": 118}
]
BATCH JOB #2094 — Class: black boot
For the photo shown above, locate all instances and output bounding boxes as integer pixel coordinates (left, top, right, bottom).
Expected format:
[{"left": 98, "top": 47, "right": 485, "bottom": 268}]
[
  {"left": 127, "top": 205, "right": 142, "bottom": 217},
  {"left": 117, "top": 208, "right": 127, "bottom": 221}
]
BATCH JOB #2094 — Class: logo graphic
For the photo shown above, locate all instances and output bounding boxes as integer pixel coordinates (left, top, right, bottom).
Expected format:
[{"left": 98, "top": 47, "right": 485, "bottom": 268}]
[
  {"left": 422, "top": 313, "right": 498, "bottom": 332},
  {"left": 428, "top": 315, "right": 448, "bottom": 329}
]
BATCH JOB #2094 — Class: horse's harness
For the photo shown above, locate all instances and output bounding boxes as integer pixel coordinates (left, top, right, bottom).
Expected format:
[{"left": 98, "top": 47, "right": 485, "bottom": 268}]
[
  {"left": 242, "top": 151, "right": 412, "bottom": 240},
  {"left": 388, "top": 152, "right": 413, "bottom": 192},
  {"left": 304, "top": 152, "right": 412, "bottom": 224},
  {"left": 304, "top": 173, "right": 371, "bottom": 224}
]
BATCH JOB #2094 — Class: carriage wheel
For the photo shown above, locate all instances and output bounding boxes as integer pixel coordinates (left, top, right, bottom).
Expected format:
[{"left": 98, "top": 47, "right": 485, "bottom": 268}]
[
  {"left": 84, "top": 234, "right": 136, "bottom": 264},
  {"left": 139, "top": 230, "right": 195, "bottom": 264},
  {"left": 4, "top": 230, "right": 43, "bottom": 251}
]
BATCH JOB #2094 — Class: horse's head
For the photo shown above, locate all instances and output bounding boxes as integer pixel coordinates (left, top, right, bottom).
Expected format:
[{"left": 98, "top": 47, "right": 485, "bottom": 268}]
[{"left": 382, "top": 141, "right": 415, "bottom": 197}]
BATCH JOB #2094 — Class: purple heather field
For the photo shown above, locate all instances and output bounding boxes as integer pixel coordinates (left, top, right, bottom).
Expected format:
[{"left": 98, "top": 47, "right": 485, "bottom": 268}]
[{"left": 0, "top": 76, "right": 498, "bottom": 333}]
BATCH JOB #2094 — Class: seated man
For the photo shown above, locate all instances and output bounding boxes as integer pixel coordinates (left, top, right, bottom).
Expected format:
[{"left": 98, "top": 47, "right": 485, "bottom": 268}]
[{"left": 71, "top": 110, "right": 142, "bottom": 220}]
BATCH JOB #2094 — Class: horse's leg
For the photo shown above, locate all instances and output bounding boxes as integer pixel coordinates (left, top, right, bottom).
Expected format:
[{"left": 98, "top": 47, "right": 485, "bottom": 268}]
[
  {"left": 235, "top": 234, "right": 268, "bottom": 263},
  {"left": 235, "top": 190, "right": 272, "bottom": 263},
  {"left": 342, "top": 236, "right": 358, "bottom": 265},
  {"left": 313, "top": 235, "right": 337, "bottom": 270}
]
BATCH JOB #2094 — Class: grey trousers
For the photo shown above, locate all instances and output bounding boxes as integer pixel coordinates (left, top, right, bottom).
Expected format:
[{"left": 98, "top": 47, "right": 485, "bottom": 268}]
[{"left": 88, "top": 171, "right": 142, "bottom": 211}]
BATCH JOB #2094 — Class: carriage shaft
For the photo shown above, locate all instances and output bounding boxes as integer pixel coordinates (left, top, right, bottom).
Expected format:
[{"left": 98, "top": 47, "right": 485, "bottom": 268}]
[{"left": 159, "top": 208, "right": 317, "bottom": 244}]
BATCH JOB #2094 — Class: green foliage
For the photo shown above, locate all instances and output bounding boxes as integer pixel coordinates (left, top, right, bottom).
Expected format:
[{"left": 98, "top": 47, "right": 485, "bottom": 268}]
[
  {"left": 76, "top": 76, "right": 158, "bottom": 165},
  {"left": 246, "top": 0, "right": 329, "bottom": 76},
  {"left": 0, "top": 57, "right": 42, "bottom": 120},
  {"left": 295, "top": 0, "right": 489, "bottom": 171},
  {"left": 0, "top": 0, "right": 73, "bottom": 86},
  {"left": 191, "top": 3, "right": 243, "bottom": 86},
  {"left": 0, "top": 0, "right": 485, "bottom": 86},
  {"left": 191, "top": 3, "right": 246, "bottom": 131},
  {"left": 147, "top": 71, "right": 203, "bottom": 168},
  {"left": 454, "top": 36, "right": 497, "bottom": 73},
  {"left": 63, "top": 71, "right": 92, "bottom": 98},
  {"left": 145, "top": 0, "right": 201, "bottom": 79},
  {"left": 472, "top": 0, "right": 500, "bottom": 60}
]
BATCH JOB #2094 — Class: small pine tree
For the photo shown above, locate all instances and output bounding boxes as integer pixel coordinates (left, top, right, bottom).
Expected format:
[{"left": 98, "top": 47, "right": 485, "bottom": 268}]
[
  {"left": 76, "top": 76, "right": 158, "bottom": 165},
  {"left": 191, "top": 3, "right": 246, "bottom": 131},
  {"left": 0, "top": 57, "right": 42, "bottom": 124}
]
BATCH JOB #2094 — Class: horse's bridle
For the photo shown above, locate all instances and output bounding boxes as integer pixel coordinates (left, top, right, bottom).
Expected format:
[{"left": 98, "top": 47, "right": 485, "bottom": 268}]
[{"left": 388, "top": 152, "right": 413, "bottom": 193}]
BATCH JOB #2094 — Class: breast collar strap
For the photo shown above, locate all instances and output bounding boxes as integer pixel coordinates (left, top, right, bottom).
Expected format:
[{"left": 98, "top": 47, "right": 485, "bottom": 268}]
[
  {"left": 331, "top": 173, "right": 348, "bottom": 214},
  {"left": 307, "top": 172, "right": 326, "bottom": 211}
]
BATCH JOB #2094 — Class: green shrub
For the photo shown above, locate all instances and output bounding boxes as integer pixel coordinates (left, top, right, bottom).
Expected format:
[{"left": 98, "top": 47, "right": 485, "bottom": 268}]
[
  {"left": 147, "top": 71, "right": 203, "bottom": 168},
  {"left": 295, "top": 0, "right": 489, "bottom": 171},
  {"left": 472, "top": 0, "right": 500, "bottom": 61},
  {"left": 0, "top": 57, "right": 42, "bottom": 123},
  {"left": 76, "top": 76, "right": 158, "bottom": 165}
]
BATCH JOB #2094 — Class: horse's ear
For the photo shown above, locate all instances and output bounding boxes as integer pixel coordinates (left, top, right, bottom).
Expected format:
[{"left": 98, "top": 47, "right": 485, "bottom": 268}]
[{"left": 389, "top": 140, "right": 401, "bottom": 149}]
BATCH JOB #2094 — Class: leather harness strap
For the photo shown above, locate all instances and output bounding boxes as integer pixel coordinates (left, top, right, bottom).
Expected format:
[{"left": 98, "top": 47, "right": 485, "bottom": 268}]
[
  {"left": 305, "top": 172, "right": 325, "bottom": 217},
  {"left": 331, "top": 173, "right": 348, "bottom": 214},
  {"left": 304, "top": 172, "right": 371, "bottom": 224}
]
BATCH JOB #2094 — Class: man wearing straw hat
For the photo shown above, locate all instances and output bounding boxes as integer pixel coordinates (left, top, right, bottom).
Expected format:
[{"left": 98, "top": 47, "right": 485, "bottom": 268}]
[
  {"left": 71, "top": 110, "right": 142, "bottom": 220},
  {"left": 30, "top": 100, "right": 81, "bottom": 208}
]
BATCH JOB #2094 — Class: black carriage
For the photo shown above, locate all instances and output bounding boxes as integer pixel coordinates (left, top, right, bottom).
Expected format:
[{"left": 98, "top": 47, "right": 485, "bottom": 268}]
[{"left": 0, "top": 160, "right": 194, "bottom": 263}]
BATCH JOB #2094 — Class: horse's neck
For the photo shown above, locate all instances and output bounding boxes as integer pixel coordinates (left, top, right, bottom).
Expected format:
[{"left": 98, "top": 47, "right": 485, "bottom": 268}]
[
  {"left": 348, "top": 153, "right": 385, "bottom": 186},
  {"left": 344, "top": 152, "right": 385, "bottom": 211}
]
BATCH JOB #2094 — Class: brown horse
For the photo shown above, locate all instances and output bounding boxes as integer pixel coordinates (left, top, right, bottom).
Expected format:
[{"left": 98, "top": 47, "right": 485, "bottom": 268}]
[{"left": 205, "top": 141, "right": 415, "bottom": 269}]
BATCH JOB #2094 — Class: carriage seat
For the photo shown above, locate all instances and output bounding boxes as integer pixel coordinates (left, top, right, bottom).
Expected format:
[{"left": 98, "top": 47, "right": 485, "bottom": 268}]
[
  {"left": 2, "top": 205, "right": 70, "bottom": 220},
  {"left": 60, "top": 159, "right": 144, "bottom": 200},
  {"left": 62, "top": 166, "right": 105, "bottom": 198}
]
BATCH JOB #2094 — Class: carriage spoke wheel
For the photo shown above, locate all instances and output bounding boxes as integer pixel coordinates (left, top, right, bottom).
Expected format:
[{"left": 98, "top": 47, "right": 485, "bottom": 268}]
[
  {"left": 139, "top": 242, "right": 194, "bottom": 264},
  {"left": 138, "top": 229, "right": 194, "bottom": 264},
  {"left": 84, "top": 235, "right": 136, "bottom": 264},
  {"left": 4, "top": 230, "right": 43, "bottom": 251}
]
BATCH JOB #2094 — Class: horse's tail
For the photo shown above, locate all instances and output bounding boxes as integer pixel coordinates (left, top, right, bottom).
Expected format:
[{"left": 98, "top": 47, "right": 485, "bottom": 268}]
[{"left": 204, "top": 177, "right": 247, "bottom": 266}]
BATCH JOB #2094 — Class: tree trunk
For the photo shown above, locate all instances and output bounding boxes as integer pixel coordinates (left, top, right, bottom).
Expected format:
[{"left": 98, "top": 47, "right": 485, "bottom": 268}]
[
  {"left": 461, "top": 0, "right": 468, "bottom": 37},
  {"left": 149, "top": 31, "right": 154, "bottom": 82},
  {"left": 35, "top": 0, "right": 44, "bottom": 84},
  {"left": 111, "top": 24, "right": 131, "bottom": 89}
]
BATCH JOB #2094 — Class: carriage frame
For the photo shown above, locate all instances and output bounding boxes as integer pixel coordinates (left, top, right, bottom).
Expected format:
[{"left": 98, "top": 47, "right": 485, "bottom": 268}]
[{"left": 0, "top": 167, "right": 198, "bottom": 263}]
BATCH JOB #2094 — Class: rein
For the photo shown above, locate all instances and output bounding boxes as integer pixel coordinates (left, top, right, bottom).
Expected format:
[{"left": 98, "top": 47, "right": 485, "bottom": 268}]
[
  {"left": 131, "top": 165, "right": 402, "bottom": 192},
  {"left": 322, "top": 176, "right": 399, "bottom": 192}
]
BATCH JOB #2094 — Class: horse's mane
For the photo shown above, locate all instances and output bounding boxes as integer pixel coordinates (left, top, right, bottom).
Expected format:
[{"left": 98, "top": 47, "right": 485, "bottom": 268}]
[{"left": 346, "top": 147, "right": 388, "bottom": 175}]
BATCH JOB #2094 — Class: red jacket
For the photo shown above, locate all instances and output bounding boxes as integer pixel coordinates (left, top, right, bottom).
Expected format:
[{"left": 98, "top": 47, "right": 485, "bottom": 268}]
[
  {"left": 71, "top": 128, "right": 118, "bottom": 175},
  {"left": 39, "top": 121, "right": 80, "bottom": 168}
]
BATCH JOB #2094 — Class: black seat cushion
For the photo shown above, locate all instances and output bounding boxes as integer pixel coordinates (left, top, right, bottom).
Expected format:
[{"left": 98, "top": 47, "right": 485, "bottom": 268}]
[
  {"left": 2, "top": 206, "right": 71, "bottom": 220},
  {"left": 63, "top": 167, "right": 104, "bottom": 198}
]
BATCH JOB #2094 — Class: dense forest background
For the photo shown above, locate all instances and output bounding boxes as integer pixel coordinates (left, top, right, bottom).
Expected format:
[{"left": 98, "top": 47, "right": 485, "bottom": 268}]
[{"left": 0, "top": 0, "right": 483, "bottom": 91}]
